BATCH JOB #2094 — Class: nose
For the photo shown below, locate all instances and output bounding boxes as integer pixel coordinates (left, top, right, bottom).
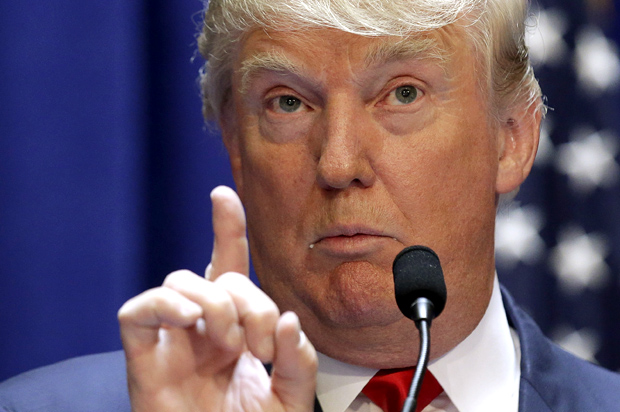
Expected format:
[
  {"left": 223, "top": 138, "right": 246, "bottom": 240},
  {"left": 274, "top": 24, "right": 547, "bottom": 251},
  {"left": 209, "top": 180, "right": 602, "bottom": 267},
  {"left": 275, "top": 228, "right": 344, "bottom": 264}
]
[{"left": 315, "top": 99, "right": 377, "bottom": 190}]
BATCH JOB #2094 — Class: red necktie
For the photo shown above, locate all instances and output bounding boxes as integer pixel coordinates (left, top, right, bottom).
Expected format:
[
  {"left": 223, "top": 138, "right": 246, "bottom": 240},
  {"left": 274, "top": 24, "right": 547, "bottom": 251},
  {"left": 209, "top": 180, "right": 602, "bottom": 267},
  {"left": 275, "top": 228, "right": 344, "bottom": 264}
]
[{"left": 361, "top": 368, "right": 443, "bottom": 412}]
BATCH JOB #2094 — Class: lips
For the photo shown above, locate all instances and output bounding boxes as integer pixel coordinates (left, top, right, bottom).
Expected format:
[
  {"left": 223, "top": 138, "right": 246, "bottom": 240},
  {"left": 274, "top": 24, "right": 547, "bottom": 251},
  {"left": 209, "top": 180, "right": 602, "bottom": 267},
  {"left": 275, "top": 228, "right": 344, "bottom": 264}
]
[
  {"left": 315, "top": 225, "right": 389, "bottom": 241},
  {"left": 311, "top": 225, "right": 397, "bottom": 257}
]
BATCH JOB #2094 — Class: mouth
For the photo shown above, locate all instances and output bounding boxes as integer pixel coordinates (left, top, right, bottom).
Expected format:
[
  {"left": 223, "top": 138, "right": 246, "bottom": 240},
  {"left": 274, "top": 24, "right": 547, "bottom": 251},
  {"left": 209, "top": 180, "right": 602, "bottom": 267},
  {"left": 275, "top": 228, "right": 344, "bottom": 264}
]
[{"left": 311, "top": 226, "right": 397, "bottom": 257}]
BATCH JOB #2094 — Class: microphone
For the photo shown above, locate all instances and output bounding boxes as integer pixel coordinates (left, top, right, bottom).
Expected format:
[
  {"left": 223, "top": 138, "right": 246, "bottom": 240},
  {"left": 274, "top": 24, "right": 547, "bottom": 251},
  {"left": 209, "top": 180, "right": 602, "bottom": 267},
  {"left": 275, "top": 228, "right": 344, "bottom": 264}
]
[{"left": 392, "top": 245, "right": 447, "bottom": 412}]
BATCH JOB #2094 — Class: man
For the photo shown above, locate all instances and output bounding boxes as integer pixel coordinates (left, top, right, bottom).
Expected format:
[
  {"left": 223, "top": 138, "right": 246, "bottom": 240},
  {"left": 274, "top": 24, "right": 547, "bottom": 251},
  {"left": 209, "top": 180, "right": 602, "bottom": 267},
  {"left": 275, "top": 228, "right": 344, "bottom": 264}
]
[{"left": 2, "top": 0, "right": 620, "bottom": 411}]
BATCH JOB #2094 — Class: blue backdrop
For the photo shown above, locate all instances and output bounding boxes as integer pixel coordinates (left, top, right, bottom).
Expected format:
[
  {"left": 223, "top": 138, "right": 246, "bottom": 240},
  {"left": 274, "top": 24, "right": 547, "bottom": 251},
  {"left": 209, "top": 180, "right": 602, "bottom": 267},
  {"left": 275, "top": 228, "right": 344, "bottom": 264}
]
[{"left": 1, "top": 0, "right": 619, "bottom": 381}]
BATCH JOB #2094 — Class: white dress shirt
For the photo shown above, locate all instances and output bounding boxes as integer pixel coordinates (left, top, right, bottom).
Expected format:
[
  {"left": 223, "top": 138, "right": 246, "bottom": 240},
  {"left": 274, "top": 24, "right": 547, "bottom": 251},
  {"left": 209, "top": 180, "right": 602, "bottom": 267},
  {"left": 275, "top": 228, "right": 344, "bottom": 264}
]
[{"left": 315, "top": 275, "right": 521, "bottom": 412}]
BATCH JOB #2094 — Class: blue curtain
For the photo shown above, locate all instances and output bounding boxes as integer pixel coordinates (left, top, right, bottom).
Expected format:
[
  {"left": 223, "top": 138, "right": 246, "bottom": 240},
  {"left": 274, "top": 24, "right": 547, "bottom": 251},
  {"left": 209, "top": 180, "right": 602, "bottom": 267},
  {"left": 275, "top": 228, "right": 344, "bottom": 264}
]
[
  {"left": 1, "top": 0, "right": 619, "bottom": 381},
  {"left": 0, "top": 0, "right": 233, "bottom": 381}
]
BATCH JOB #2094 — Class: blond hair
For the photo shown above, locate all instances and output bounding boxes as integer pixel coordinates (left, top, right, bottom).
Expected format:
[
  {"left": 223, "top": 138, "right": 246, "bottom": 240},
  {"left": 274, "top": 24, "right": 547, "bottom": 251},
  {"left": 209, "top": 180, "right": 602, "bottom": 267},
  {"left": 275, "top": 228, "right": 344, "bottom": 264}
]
[{"left": 198, "top": 0, "right": 544, "bottom": 125}]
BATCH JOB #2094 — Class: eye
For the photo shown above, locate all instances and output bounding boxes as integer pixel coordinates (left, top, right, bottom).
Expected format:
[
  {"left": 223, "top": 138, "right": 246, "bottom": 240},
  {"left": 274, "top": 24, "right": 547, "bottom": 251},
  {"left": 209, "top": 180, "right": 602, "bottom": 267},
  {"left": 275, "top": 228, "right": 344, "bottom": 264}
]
[
  {"left": 264, "top": 91, "right": 312, "bottom": 119},
  {"left": 386, "top": 85, "right": 420, "bottom": 105},
  {"left": 276, "top": 95, "right": 303, "bottom": 113}
]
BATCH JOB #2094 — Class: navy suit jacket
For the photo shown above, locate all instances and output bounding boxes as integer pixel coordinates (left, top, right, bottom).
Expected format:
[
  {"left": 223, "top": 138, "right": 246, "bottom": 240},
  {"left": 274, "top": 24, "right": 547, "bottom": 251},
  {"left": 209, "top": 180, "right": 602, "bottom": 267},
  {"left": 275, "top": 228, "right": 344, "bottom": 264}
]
[{"left": 2, "top": 289, "right": 620, "bottom": 411}]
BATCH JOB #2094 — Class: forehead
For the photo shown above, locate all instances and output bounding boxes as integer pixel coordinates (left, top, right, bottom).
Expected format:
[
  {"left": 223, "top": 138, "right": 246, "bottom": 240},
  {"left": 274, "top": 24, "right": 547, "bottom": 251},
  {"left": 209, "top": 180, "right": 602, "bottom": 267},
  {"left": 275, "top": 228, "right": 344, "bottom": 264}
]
[{"left": 234, "top": 26, "right": 467, "bottom": 88}]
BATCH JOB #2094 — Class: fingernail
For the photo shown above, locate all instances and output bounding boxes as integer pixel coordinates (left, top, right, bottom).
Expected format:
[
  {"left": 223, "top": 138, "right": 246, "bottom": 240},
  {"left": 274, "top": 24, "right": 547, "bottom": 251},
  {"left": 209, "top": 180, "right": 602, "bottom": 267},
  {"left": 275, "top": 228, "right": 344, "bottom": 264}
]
[
  {"left": 298, "top": 330, "right": 307, "bottom": 347},
  {"left": 282, "top": 311, "right": 302, "bottom": 345},
  {"left": 291, "top": 313, "right": 302, "bottom": 344},
  {"left": 181, "top": 302, "right": 203, "bottom": 319},
  {"left": 288, "top": 312, "right": 301, "bottom": 332},
  {"left": 283, "top": 311, "right": 300, "bottom": 326}
]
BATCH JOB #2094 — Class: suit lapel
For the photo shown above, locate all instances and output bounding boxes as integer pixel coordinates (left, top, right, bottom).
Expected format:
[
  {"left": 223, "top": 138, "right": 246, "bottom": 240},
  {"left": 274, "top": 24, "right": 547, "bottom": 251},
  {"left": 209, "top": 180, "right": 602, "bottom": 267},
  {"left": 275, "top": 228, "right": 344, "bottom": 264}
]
[{"left": 502, "top": 288, "right": 553, "bottom": 412}]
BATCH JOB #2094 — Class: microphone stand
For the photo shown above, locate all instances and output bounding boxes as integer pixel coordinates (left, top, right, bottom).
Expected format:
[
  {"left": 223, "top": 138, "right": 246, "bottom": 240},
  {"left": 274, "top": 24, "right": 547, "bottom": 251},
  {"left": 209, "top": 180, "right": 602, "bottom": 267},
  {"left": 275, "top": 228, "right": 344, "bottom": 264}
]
[{"left": 401, "top": 297, "right": 434, "bottom": 412}]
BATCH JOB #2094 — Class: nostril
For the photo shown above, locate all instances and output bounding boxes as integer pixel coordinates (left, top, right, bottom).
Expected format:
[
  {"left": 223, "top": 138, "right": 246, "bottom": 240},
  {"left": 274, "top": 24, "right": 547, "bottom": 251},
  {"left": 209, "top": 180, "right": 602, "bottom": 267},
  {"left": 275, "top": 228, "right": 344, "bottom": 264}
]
[{"left": 316, "top": 160, "right": 375, "bottom": 190}]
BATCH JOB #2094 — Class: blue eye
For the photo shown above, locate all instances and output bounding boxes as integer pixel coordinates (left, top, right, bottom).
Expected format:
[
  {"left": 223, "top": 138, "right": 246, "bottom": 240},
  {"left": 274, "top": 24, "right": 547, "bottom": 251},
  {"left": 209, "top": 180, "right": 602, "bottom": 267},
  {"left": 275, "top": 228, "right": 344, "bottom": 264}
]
[
  {"left": 278, "top": 96, "right": 302, "bottom": 112},
  {"left": 394, "top": 85, "right": 418, "bottom": 104}
]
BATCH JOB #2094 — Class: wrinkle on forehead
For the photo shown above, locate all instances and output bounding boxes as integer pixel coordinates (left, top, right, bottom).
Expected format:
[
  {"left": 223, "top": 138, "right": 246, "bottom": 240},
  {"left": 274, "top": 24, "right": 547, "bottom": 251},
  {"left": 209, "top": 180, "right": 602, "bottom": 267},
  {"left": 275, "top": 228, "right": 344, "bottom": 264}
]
[
  {"left": 237, "top": 28, "right": 457, "bottom": 95},
  {"left": 363, "top": 36, "right": 448, "bottom": 68}
]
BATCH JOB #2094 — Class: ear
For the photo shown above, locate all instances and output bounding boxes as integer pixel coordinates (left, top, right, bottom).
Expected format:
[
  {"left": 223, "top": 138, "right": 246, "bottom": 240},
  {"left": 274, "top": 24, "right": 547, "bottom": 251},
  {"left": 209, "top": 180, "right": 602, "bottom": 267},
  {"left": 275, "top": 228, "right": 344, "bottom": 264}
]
[
  {"left": 495, "top": 104, "right": 542, "bottom": 194},
  {"left": 219, "top": 98, "right": 245, "bottom": 197}
]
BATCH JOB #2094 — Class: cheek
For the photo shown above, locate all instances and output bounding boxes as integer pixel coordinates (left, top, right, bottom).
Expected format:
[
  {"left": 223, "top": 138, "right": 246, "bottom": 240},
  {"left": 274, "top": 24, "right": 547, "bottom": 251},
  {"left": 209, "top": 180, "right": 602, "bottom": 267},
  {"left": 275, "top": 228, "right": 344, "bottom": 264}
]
[
  {"left": 238, "top": 138, "right": 315, "bottom": 252},
  {"left": 397, "top": 124, "right": 498, "bottom": 295},
  {"left": 238, "top": 143, "right": 320, "bottom": 312},
  {"left": 374, "top": 101, "right": 437, "bottom": 137},
  {"left": 237, "top": 112, "right": 316, "bottom": 203},
  {"left": 379, "top": 114, "right": 499, "bottom": 246},
  {"left": 240, "top": 139, "right": 313, "bottom": 200},
  {"left": 258, "top": 111, "right": 315, "bottom": 144}
]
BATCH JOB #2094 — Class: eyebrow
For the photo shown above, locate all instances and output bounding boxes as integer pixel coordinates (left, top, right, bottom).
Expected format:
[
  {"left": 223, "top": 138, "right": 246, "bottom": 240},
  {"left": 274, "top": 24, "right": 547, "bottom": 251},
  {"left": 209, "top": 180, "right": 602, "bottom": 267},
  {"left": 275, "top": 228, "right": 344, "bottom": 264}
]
[
  {"left": 238, "top": 50, "right": 302, "bottom": 95},
  {"left": 237, "top": 36, "right": 449, "bottom": 94},
  {"left": 363, "top": 37, "right": 448, "bottom": 68}
]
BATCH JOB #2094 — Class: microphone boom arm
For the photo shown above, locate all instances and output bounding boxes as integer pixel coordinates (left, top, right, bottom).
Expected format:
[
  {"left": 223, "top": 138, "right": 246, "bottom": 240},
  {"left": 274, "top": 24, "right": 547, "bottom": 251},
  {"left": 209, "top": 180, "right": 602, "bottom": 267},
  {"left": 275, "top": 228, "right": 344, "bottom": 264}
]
[{"left": 402, "top": 298, "right": 434, "bottom": 412}]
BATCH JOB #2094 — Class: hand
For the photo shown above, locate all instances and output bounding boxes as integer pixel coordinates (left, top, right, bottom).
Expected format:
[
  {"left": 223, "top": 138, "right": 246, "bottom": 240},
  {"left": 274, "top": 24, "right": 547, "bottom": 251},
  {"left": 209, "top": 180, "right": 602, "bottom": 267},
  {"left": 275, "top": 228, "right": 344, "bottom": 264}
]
[{"left": 118, "top": 186, "right": 318, "bottom": 411}]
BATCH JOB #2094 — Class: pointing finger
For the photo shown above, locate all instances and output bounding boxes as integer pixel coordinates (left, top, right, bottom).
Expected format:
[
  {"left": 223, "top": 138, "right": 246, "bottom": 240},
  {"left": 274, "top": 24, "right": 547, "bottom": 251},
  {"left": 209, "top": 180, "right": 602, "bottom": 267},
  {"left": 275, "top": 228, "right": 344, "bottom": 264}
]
[{"left": 208, "top": 186, "right": 250, "bottom": 279}]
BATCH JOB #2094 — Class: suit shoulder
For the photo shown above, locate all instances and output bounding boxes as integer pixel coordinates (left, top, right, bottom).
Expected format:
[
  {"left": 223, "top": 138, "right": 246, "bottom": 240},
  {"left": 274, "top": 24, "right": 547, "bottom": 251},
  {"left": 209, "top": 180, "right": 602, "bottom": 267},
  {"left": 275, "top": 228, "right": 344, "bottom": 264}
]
[
  {"left": 0, "top": 351, "right": 130, "bottom": 412},
  {"left": 502, "top": 288, "right": 620, "bottom": 410},
  {"left": 518, "top": 344, "right": 620, "bottom": 411}
]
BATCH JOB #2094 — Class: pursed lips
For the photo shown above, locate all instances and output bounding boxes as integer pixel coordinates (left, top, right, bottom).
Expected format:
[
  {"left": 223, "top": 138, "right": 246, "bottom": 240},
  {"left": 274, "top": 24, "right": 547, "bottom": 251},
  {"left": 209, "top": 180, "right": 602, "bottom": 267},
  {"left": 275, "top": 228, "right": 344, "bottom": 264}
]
[{"left": 311, "top": 225, "right": 397, "bottom": 250}]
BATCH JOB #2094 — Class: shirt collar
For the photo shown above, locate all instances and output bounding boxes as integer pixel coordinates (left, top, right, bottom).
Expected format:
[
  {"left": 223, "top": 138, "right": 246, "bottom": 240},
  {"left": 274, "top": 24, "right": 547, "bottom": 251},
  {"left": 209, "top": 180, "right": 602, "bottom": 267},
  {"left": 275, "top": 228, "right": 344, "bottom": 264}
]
[
  {"left": 315, "top": 275, "right": 520, "bottom": 412},
  {"left": 316, "top": 352, "right": 377, "bottom": 412},
  {"left": 428, "top": 275, "right": 521, "bottom": 412}
]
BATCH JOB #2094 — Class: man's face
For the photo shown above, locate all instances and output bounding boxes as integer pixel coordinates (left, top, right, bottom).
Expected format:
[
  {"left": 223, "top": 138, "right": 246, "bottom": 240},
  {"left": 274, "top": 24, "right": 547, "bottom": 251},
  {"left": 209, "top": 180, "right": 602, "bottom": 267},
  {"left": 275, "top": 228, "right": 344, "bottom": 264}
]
[{"left": 222, "top": 26, "right": 520, "bottom": 366}]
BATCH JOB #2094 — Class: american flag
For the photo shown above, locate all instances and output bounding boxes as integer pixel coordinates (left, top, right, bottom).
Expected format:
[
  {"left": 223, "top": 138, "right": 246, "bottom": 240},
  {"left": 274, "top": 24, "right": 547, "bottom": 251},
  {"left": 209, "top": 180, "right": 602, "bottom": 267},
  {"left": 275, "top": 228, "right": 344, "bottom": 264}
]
[{"left": 496, "top": 0, "right": 620, "bottom": 371}]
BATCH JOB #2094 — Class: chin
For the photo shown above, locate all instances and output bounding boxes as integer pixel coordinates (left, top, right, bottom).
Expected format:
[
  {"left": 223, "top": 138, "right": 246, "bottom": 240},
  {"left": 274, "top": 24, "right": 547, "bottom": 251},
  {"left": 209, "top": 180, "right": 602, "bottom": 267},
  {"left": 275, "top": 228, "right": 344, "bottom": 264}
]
[
  {"left": 324, "top": 297, "right": 401, "bottom": 329},
  {"left": 262, "top": 259, "right": 403, "bottom": 328},
  {"left": 307, "top": 264, "right": 403, "bottom": 329}
]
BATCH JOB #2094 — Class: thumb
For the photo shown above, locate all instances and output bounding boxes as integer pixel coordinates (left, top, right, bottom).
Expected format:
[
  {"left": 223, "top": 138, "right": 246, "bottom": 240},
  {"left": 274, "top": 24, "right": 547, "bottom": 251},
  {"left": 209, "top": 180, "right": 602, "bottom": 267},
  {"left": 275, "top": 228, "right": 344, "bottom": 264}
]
[{"left": 270, "top": 312, "right": 318, "bottom": 412}]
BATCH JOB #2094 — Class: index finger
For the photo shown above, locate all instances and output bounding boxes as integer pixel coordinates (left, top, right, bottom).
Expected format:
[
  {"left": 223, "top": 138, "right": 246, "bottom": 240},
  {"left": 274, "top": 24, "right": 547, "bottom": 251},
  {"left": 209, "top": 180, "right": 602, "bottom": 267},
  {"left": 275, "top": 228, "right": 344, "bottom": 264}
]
[{"left": 206, "top": 186, "right": 250, "bottom": 279}]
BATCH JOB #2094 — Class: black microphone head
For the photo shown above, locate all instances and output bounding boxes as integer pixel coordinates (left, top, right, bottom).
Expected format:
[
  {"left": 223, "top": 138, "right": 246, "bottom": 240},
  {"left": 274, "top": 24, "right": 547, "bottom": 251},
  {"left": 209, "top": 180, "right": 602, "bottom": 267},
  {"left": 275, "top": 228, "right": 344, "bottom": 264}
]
[{"left": 392, "top": 245, "right": 447, "bottom": 321}]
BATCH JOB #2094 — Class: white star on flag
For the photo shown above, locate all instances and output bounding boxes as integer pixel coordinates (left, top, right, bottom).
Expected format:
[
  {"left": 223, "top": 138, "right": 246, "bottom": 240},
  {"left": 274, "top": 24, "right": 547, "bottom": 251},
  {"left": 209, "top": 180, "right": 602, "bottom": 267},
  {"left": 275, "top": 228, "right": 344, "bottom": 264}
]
[
  {"left": 574, "top": 26, "right": 620, "bottom": 94},
  {"left": 549, "top": 226, "right": 609, "bottom": 294},
  {"left": 526, "top": 8, "right": 569, "bottom": 66},
  {"left": 500, "top": 2, "right": 620, "bottom": 372},
  {"left": 555, "top": 129, "right": 620, "bottom": 194},
  {"left": 495, "top": 204, "right": 545, "bottom": 268}
]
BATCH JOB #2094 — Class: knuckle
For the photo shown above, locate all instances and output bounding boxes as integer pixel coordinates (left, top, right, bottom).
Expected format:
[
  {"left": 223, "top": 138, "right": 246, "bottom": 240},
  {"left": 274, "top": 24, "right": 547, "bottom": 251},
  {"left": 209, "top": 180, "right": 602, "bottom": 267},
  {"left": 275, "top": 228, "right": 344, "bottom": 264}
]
[
  {"left": 205, "top": 293, "right": 236, "bottom": 320},
  {"left": 149, "top": 288, "right": 173, "bottom": 307},
  {"left": 162, "top": 269, "right": 197, "bottom": 288},
  {"left": 116, "top": 289, "right": 155, "bottom": 323},
  {"left": 215, "top": 271, "right": 248, "bottom": 285},
  {"left": 117, "top": 303, "right": 132, "bottom": 323},
  {"left": 247, "top": 301, "right": 280, "bottom": 327}
]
